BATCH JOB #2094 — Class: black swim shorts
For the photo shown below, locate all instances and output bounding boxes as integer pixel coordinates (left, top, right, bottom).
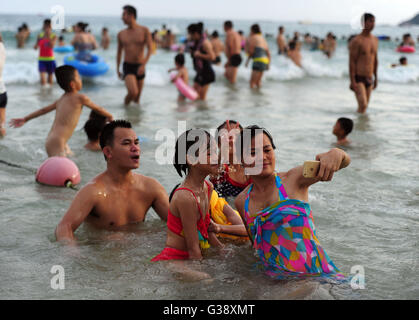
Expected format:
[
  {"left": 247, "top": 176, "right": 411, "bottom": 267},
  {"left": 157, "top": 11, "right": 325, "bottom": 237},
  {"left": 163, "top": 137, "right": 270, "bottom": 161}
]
[
  {"left": 0, "top": 92, "right": 7, "bottom": 109},
  {"left": 212, "top": 56, "right": 221, "bottom": 64},
  {"left": 194, "top": 68, "right": 215, "bottom": 86},
  {"left": 355, "top": 75, "right": 373, "bottom": 88},
  {"left": 229, "top": 54, "right": 242, "bottom": 67},
  {"left": 123, "top": 62, "right": 145, "bottom": 81}
]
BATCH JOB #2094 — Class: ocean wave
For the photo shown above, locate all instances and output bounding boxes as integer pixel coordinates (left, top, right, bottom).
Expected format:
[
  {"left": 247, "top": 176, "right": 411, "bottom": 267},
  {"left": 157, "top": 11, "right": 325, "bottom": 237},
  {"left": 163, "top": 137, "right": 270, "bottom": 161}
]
[{"left": 2, "top": 54, "right": 418, "bottom": 86}]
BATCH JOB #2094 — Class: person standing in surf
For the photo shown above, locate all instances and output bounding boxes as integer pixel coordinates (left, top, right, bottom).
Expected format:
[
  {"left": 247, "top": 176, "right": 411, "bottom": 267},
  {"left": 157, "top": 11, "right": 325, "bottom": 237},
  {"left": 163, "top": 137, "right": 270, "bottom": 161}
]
[
  {"left": 117, "top": 5, "right": 153, "bottom": 105},
  {"left": 349, "top": 13, "right": 378, "bottom": 114}
]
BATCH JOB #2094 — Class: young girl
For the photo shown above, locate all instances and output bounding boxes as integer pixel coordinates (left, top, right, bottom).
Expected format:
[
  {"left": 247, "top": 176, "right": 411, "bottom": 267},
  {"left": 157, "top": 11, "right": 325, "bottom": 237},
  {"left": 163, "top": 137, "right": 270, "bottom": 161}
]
[
  {"left": 152, "top": 129, "right": 223, "bottom": 261},
  {"left": 234, "top": 125, "right": 350, "bottom": 280},
  {"left": 210, "top": 120, "right": 252, "bottom": 199},
  {"left": 168, "top": 53, "right": 189, "bottom": 102}
]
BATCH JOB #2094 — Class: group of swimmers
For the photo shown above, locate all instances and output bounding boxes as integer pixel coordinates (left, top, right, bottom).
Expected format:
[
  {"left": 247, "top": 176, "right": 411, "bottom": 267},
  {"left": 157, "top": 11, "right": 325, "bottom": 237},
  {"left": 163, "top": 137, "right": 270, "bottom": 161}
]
[
  {"left": 0, "top": 38, "right": 355, "bottom": 281},
  {"left": 7, "top": 6, "right": 415, "bottom": 282}
]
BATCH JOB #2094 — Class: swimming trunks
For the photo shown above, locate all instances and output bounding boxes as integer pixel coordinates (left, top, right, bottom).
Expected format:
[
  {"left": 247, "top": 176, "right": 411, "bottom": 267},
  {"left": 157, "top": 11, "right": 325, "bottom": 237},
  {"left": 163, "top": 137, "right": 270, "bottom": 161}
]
[
  {"left": 210, "top": 164, "right": 251, "bottom": 198},
  {"left": 212, "top": 56, "right": 221, "bottom": 64},
  {"left": 38, "top": 60, "right": 56, "bottom": 74},
  {"left": 0, "top": 92, "right": 7, "bottom": 108},
  {"left": 123, "top": 62, "right": 145, "bottom": 81},
  {"left": 252, "top": 47, "right": 269, "bottom": 72},
  {"left": 355, "top": 75, "right": 373, "bottom": 88},
  {"left": 244, "top": 174, "right": 345, "bottom": 280},
  {"left": 229, "top": 54, "right": 242, "bottom": 67}
]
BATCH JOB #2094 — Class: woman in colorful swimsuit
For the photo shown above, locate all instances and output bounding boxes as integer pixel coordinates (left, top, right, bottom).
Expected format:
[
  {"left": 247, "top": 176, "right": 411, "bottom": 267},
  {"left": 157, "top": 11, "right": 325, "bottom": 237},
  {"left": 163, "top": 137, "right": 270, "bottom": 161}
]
[
  {"left": 234, "top": 125, "right": 350, "bottom": 280},
  {"left": 152, "top": 129, "right": 223, "bottom": 261}
]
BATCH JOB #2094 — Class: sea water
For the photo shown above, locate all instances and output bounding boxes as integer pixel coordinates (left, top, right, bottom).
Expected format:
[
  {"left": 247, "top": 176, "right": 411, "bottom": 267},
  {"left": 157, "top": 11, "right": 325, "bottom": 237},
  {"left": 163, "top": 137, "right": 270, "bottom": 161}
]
[{"left": 0, "top": 14, "right": 418, "bottom": 300}]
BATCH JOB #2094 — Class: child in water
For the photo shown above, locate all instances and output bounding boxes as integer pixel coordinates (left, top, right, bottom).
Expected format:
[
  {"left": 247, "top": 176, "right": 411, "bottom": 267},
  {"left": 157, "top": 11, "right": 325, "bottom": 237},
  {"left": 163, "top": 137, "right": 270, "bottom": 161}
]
[
  {"left": 83, "top": 111, "right": 107, "bottom": 151},
  {"left": 333, "top": 117, "right": 353, "bottom": 146},
  {"left": 152, "top": 129, "right": 223, "bottom": 262},
  {"left": 58, "top": 36, "right": 66, "bottom": 47},
  {"left": 168, "top": 53, "right": 189, "bottom": 102},
  {"left": 10, "top": 65, "right": 113, "bottom": 157}
]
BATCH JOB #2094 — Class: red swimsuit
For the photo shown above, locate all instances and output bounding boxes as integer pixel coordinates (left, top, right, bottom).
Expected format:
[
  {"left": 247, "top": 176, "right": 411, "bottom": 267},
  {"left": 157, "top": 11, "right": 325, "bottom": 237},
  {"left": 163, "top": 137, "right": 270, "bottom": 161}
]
[{"left": 151, "top": 181, "right": 211, "bottom": 261}]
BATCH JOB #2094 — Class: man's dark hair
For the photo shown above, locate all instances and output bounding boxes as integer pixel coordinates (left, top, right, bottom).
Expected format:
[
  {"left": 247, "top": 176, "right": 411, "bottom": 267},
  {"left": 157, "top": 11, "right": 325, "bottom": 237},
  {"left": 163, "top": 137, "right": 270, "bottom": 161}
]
[
  {"left": 279, "top": 26, "right": 284, "bottom": 31},
  {"left": 175, "top": 53, "right": 185, "bottom": 66},
  {"left": 100, "top": 120, "right": 132, "bottom": 150},
  {"left": 399, "top": 56, "right": 407, "bottom": 64},
  {"left": 43, "top": 19, "right": 51, "bottom": 27},
  {"left": 337, "top": 118, "right": 354, "bottom": 136},
  {"left": 251, "top": 24, "right": 261, "bottom": 34},
  {"left": 224, "top": 21, "right": 233, "bottom": 29},
  {"left": 55, "top": 65, "right": 77, "bottom": 92},
  {"left": 211, "top": 31, "right": 219, "bottom": 38},
  {"left": 123, "top": 5, "right": 137, "bottom": 19},
  {"left": 362, "top": 13, "right": 375, "bottom": 23}
]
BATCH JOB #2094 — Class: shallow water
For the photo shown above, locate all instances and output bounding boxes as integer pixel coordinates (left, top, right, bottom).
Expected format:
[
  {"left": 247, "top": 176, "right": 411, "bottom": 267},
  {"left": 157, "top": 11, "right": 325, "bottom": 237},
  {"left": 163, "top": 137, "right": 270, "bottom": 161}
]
[{"left": 0, "top": 15, "right": 419, "bottom": 300}]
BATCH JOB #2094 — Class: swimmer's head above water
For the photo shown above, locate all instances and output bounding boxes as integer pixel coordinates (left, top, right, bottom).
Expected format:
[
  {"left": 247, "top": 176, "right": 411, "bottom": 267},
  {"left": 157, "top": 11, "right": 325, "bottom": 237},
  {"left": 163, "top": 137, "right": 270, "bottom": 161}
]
[{"left": 55, "top": 65, "right": 82, "bottom": 92}]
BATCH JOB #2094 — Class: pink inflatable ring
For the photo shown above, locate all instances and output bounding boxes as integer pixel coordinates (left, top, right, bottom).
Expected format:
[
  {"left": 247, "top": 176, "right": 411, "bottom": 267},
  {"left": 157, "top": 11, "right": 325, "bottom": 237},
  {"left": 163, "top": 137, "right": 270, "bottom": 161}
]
[
  {"left": 397, "top": 46, "right": 415, "bottom": 53},
  {"left": 36, "top": 157, "right": 81, "bottom": 187}
]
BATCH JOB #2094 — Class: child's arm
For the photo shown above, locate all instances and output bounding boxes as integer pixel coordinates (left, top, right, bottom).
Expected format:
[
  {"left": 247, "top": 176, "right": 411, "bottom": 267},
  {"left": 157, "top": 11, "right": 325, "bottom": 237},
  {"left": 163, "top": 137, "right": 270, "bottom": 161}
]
[
  {"left": 80, "top": 95, "right": 113, "bottom": 122},
  {"left": 176, "top": 193, "right": 203, "bottom": 260},
  {"left": 10, "top": 101, "right": 57, "bottom": 128}
]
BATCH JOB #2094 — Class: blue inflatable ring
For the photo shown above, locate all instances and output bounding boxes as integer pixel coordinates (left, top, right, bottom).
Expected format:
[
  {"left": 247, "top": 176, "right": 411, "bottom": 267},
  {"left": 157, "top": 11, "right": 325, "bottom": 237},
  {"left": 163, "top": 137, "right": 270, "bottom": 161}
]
[
  {"left": 64, "top": 53, "right": 109, "bottom": 77},
  {"left": 54, "top": 45, "right": 74, "bottom": 53}
]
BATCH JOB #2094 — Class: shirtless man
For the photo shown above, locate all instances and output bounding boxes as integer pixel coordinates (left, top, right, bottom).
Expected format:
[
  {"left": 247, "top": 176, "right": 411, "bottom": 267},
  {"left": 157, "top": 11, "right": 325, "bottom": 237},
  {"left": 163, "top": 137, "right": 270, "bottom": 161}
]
[
  {"left": 223, "top": 21, "right": 242, "bottom": 84},
  {"left": 101, "top": 27, "right": 111, "bottom": 50},
  {"left": 55, "top": 120, "right": 169, "bottom": 244},
  {"left": 210, "top": 31, "right": 224, "bottom": 65},
  {"left": 276, "top": 26, "right": 287, "bottom": 54},
  {"left": 16, "top": 27, "right": 26, "bottom": 48},
  {"left": 117, "top": 5, "right": 153, "bottom": 105},
  {"left": 349, "top": 13, "right": 378, "bottom": 114},
  {"left": 10, "top": 65, "right": 113, "bottom": 157}
]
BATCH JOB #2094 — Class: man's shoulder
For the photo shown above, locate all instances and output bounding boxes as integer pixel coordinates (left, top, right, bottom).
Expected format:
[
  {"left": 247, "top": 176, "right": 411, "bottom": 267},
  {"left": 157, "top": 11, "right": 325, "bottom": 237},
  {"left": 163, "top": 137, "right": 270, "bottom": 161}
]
[
  {"left": 77, "top": 174, "right": 106, "bottom": 195},
  {"left": 135, "top": 173, "right": 164, "bottom": 190}
]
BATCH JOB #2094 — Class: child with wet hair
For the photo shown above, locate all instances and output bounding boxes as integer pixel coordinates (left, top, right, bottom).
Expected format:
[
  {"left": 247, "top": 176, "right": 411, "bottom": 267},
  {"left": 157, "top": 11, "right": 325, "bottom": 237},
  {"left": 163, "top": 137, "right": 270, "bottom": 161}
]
[
  {"left": 333, "top": 117, "right": 353, "bottom": 146},
  {"left": 152, "top": 129, "right": 223, "bottom": 262},
  {"left": 84, "top": 110, "right": 107, "bottom": 151}
]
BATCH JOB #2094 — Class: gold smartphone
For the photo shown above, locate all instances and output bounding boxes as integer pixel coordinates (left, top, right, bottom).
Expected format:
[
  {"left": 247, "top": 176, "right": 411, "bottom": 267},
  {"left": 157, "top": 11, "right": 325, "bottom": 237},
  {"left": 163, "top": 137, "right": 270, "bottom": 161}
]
[{"left": 303, "top": 160, "right": 320, "bottom": 178}]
